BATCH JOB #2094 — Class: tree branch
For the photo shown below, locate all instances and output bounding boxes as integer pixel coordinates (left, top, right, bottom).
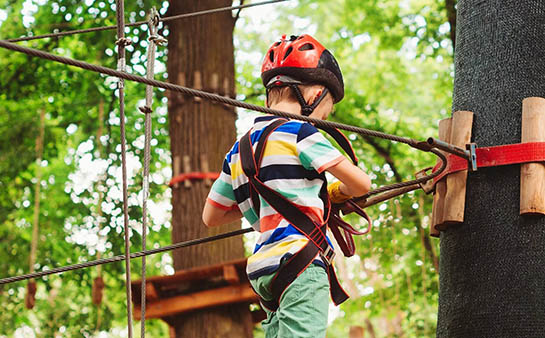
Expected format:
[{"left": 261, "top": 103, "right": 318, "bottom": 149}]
[
  {"left": 361, "top": 135, "right": 403, "bottom": 182},
  {"left": 445, "top": 0, "right": 457, "bottom": 48},
  {"left": 233, "top": 0, "right": 245, "bottom": 25}
]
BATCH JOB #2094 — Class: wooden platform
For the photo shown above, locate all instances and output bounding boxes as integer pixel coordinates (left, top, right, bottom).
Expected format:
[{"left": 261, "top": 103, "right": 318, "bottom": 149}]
[{"left": 131, "top": 258, "right": 264, "bottom": 323}]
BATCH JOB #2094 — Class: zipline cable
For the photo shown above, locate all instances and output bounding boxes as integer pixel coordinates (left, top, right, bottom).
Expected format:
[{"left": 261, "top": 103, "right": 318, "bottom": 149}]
[
  {"left": 0, "top": 152, "right": 447, "bottom": 287},
  {"left": 0, "top": 38, "right": 449, "bottom": 287},
  {"left": 114, "top": 1, "right": 134, "bottom": 336},
  {"left": 0, "top": 39, "right": 442, "bottom": 198},
  {"left": 0, "top": 228, "right": 253, "bottom": 285},
  {"left": 6, "top": 0, "right": 288, "bottom": 43}
]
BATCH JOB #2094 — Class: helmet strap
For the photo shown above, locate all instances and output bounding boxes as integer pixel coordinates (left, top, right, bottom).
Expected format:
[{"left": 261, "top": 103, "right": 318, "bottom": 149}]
[{"left": 289, "top": 85, "right": 330, "bottom": 117}]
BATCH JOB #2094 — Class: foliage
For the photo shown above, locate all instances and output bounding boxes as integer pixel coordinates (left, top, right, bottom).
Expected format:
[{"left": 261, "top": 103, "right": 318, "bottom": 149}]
[
  {"left": 236, "top": 1, "right": 453, "bottom": 336},
  {"left": 0, "top": 0, "right": 453, "bottom": 337}
]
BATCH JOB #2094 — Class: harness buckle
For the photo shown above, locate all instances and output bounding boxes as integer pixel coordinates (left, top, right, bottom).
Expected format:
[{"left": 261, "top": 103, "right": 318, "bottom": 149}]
[{"left": 320, "top": 245, "right": 336, "bottom": 266}]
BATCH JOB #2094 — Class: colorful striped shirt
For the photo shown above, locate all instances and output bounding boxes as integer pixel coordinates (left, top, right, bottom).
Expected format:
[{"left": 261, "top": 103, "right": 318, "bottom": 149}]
[{"left": 207, "top": 115, "right": 344, "bottom": 279}]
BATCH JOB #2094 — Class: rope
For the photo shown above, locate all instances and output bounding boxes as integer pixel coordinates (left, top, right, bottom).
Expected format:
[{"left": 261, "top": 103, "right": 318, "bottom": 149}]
[
  {"left": 0, "top": 38, "right": 444, "bottom": 197},
  {"left": 115, "top": 1, "right": 133, "bottom": 336},
  {"left": 0, "top": 152, "right": 448, "bottom": 287},
  {"left": 0, "top": 228, "right": 253, "bottom": 285},
  {"left": 139, "top": 8, "right": 165, "bottom": 337},
  {"left": 6, "top": 0, "right": 288, "bottom": 43}
]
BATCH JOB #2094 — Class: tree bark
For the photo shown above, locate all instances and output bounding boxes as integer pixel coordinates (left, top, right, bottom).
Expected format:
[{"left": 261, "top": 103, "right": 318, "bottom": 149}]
[
  {"left": 437, "top": 1, "right": 545, "bottom": 337},
  {"left": 167, "top": 1, "right": 252, "bottom": 337}
]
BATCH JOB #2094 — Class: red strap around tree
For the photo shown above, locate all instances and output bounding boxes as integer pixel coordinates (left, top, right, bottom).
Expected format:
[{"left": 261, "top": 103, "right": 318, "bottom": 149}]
[
  {"left": 169, "top": 172, "right": 220, "bottom": 186},
  {"left": 432, "top": 142, "right": 545, "bottom": 183}
]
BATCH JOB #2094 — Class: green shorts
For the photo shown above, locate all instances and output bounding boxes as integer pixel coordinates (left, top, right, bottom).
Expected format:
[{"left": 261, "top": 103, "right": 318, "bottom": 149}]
[{"left": 250, "top": 264, "right": 330, "bottom": 338}]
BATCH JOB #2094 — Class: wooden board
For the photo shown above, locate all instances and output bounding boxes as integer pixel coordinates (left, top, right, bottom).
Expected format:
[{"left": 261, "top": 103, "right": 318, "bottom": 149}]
[
  {"left": 133, "top": 283, "right": 258, "bottom": 320},
  {"left": 441, "top": 111, "right": 474, "bottom": 227},
  {"left": 432, "top": 117, "right": 452, "bottom": 234},
  {"left": 520, "top": 97, "right": 545, "bottom": 215}
]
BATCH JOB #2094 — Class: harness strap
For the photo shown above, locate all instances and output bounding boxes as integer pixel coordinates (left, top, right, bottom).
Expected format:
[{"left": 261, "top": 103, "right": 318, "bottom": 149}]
[
  {"left": 240, "top": 118, "right": 349, "bottom": 311},
  {"left": 329, "top": 200, "right": 372, "bottom": 257},
  {"left": 432, "top": 142, "right": 545, "bottom": 183},
  {"left": 318, "top": 125, "right": 358, "bottom": 165}
]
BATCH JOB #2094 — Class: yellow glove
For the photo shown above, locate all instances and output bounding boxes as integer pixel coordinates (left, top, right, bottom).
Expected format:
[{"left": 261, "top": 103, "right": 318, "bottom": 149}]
[{"left": 327, "top": 181, "right": 352, "bottom": 204}]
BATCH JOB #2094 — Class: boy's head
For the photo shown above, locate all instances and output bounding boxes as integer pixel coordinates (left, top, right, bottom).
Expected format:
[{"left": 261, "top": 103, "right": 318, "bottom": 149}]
[{"left": 261, "top": 34, "right": 344, "bottom": 119}]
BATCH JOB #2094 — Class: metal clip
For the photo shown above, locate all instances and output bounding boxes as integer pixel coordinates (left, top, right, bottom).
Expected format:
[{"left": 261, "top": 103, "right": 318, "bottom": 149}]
[
  {"left": 466, "top": 143, "right": 477, "bottom": 171},
  {"left": 415, "top": 167, "right": 435, "bottom": 194},
  {"left": 320, "top": 246, "right": 336, "bottom": 266}
]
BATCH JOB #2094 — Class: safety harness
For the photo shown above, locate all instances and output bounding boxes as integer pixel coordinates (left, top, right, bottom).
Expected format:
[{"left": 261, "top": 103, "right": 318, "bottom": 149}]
[{"left": 240, "top": 117, "right": 371, "bottom": 311}]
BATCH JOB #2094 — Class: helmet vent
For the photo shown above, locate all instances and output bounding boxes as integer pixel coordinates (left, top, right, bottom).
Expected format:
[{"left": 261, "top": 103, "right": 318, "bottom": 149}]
[
  {"left": 269, "top": 50, "right": 274, "bottom": 62},
  {"left": 274, "top": 41, "right": 281, "bottom": 47},
  {"left": 298, "top": 43, "right": 314, "bottom": 51},
  {"left": 283, "top": 47, "right": 293, "bottom": 60}
]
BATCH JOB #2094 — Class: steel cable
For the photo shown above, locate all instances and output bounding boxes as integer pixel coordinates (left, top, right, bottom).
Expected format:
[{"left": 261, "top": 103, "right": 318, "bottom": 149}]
[
  {"left": 0, "top": 149, "right": 445, "bottom": 287},
  {"left": 0, "top": 228, "right": 253, "bottom": 285},
  {"left": 115, "top": 1, "right": 134, "bottom": 336},
  {"left": 0, "top": 153, "right": 447, "bottom": 287},
  {"left": 6, "top": 0, "right": 288, "bottom": 43},
  {"left": 0, "top": 148, "right": 445, "bottom": 287},
  {"left": 138, "top": 8, "right": 165, "bottom": 337},
  {"left": 0, "top": 37, "right": 449, "bottom": 288},
  {"left": 0, "top": 39, "right": 442, "bottom": 197}
]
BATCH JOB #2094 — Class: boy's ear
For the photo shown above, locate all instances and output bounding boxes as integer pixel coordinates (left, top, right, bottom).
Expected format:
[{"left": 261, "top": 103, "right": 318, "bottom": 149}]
[
  {"left": 308, "top": 88, "right": 322, "bottom": 105},
  {"left": 314, "top": 90, "right": 323, "bottom": 102}
]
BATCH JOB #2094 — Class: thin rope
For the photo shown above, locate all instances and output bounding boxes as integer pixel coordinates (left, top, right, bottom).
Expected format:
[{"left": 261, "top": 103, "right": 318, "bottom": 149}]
[
  {"left": 0, "top": 149, "right": 446, "bottom": 287},
  {"left": 0, "top": 39, "right": 442, "bottom": 197},
  {"left": 0, "top": 151, "right": 446, "bottom": 287},
  {"left": 115, "top": 1, "right": 133, "bottom": 336},
  {"left": 6, "top": 0, "right": 288, "bottom": 43},
  {"left": 0, "top": 228, "right": 253, "bottom": 285},
  {"left": 138, "top": 8, "right": 165, "bottom": 337}
]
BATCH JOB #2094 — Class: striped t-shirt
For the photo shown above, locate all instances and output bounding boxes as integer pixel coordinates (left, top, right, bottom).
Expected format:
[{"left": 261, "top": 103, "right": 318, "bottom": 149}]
[{"left": 207, "top": 115, "right": 344, "bottom": 279}]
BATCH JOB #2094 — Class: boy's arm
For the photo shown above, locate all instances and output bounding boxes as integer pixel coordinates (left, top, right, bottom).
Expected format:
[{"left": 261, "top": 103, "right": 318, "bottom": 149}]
[
  {"left": 326, "top": 157, "right": 371, "bottom": 198},
  {"left": 295, "top": 122, "right": 371, "bottom": 198},
  {"left": 202, "top": 201, "right": 242, "bottom": 227},
  {"left": 202, "top": 156, "right": 240, "bottom": 227}
]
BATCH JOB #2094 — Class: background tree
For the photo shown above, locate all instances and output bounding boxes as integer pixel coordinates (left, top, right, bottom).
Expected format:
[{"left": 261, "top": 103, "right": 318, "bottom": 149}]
[
  {"left": 166, "top": 0, "right": 252, "bottom": 337},
  {"left": 0, "top": 0, "right": 459, "bottom": 336},
  {"left": 437, "top": 0, "right": 545, "bottom": 336}
]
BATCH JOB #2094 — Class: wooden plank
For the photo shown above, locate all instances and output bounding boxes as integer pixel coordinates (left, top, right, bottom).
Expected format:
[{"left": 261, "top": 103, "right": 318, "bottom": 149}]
[
  {"left": 442, "top": 111, "right": 474, "bottom": 226},
  {"left": 146, "top": 282, "right": 160, "bottom": 302},
  {"left": 520, "top": 97, "right": 545, "bottom": 215},
  {"left": 432, "top": 117, "right": 452, "bottom": 234},
  {"left": 222, "top": 265, "right": 240, "bottom": 285},
  {"left": 133, "top": 283, "right": 259, "bottom": 320},
  {"left": 131, "top": 258, "right": 247, "bottom": 288}
]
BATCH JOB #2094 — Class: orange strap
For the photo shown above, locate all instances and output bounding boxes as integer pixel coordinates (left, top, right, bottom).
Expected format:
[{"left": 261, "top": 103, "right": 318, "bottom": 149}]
[
  {"left": 169, "top": 172, "right": 220, "bottom": 186},
  {"left": 433, "top": 142, "right": 545, "bottom": 183}
]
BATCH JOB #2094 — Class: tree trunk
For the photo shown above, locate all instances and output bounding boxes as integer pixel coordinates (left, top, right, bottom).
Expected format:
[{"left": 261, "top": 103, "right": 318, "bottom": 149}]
[
  {"left": 166, "top": 1, "right": 253, "bottom": 337},
  {"left": 437, "top": 1, "right": 545, "bottom": 337}
]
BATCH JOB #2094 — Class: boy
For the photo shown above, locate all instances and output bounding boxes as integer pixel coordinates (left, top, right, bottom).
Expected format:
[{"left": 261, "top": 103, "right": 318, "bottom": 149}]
[{"left": 202, "top": 34, "right": 371, "bottom": 337}]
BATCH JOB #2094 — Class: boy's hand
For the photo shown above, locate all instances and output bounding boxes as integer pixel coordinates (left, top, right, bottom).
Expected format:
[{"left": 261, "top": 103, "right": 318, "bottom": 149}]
[{"left": 327, "top": 181, "right": 352, "bottom": 204}]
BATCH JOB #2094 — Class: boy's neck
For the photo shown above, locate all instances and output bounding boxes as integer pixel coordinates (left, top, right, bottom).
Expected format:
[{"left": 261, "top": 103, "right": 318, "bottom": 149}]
[{"left": 269, "top": 101, "right": 303, "bottom": 115}]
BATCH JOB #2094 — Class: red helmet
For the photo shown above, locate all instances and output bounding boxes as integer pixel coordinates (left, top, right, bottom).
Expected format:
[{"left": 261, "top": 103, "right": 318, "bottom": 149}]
[{"left": 261, "top": 34, "right": 344, "bottom": 103}]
